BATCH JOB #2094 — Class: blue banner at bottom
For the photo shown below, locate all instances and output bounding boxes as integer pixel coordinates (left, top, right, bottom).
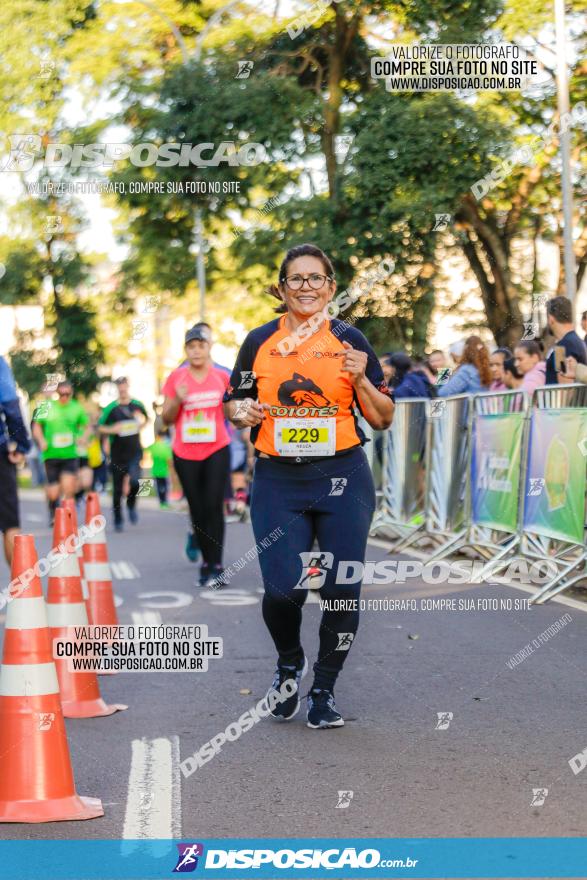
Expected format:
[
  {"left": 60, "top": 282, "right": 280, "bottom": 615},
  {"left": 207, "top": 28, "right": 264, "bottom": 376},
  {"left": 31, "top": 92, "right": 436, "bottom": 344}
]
[{"left": 1, "top": 838, "right": 586, "bottom": 879}]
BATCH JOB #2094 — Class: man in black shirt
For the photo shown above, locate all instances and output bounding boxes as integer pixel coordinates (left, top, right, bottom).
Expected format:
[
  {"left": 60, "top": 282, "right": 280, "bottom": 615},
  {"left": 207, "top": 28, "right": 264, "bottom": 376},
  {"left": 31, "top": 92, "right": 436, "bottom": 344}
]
[
  {"left": 544, "top": 296, "right": 587, "bottom": 386},
  {"left": 99, "top": 378, "right": 148, "bottom": 531}
]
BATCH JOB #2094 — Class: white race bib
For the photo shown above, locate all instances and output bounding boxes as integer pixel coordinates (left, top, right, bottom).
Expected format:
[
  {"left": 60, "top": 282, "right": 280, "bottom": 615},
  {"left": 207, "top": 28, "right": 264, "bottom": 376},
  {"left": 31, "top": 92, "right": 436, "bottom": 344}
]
[
  {"left": 182, "top": 416, "right": 217, "bottom": 443},
  {"left": 118, "top": 419, "right": 139, "bottom": 437},
  {"left": 274, "top": 418, "right": 336, "bottom": 457},
  {"left": 53, "top": 432, "right": 74, "bottom": 449}
]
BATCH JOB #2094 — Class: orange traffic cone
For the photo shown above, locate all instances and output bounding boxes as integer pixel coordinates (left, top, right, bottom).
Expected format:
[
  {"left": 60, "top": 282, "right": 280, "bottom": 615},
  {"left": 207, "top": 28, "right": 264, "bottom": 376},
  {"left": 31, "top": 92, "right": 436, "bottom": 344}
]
[
  {"left": 83, "top": 493, "right": 119, "bottom": 627},
  {"left": 47, "top": 509, "right": 126, "bottom": 718},
  {"left": 0, "top": 534, "right": 103, "bottom": 822},
  {"left": 62, "top": 499, "right": 92, "bottom": 624}
]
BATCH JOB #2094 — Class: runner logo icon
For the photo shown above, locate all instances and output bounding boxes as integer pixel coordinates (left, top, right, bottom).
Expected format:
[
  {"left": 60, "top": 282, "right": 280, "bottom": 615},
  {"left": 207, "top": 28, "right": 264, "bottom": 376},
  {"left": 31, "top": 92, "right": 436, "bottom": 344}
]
[
  {"left": 435, "top": 712, "right": 453, "bottom": 730},
  {"left": 336, "top": 790, "right": 354, "bottom": 808},
  {"left": 329, "top": 477, "right": 347, "bottom": 496},
  {"left": 294, "top": 552, "right": 334, "bottom": 590},
  {"left": 530, "top": 788, "right": 548, "bottom": 806},
  {"left": 173, "top": 843, "right": 204, "bottom": 872}
]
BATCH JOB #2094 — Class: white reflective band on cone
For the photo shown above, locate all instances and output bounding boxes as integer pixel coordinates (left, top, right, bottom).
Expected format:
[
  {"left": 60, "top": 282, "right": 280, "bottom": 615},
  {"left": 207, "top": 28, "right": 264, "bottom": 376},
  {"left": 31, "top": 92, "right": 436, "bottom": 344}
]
[
  {"left": 50, "top": 553, "right": 80, "bottom": 579},
  {"left": 0, "top": 662, "right": 60, "bottom": 696},
  {"left": 84, "top": 562, "right": 111, "bottom": 580},
  {"left": 6, "top": 596, "right": 49, "bottom": 630},
  {"left": 47, "top": 602, "right": 88, "bottom": 627},
  {"left": 81, "top": 577, "right": 89, "bottom": 600},
  {"left": 84, "top": 532, "right": 105, "bottom": 545}
]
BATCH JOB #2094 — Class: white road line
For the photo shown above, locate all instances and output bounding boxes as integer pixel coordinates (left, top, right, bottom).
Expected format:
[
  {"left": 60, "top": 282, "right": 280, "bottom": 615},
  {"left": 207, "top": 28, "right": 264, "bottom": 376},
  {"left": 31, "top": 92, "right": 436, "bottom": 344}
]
[
  {"left": 122, "top": 736, "right": 181, "bottom": 848},
  {"left": 131, "top": 610, "right": 163, "bottom": 627},
  {"left": 111, "top": 560, "right": 140, "bottom": 580}
]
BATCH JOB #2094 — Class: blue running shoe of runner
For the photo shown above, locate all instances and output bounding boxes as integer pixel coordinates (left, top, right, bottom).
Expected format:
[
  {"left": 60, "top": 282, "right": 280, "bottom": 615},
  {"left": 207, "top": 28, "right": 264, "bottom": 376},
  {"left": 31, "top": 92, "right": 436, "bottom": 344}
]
[
  {"left": 266, "top": 655, "right": 308, "bottom": 721},
  {"left": 306, "top": 688, "right": 345, "bottom": 729}
]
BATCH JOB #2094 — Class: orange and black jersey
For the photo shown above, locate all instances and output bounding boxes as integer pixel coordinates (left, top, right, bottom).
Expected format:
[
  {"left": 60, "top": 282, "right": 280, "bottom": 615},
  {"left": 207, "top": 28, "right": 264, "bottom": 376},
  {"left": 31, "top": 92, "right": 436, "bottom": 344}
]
[{"left": 223, "top": 316, "right": 391, "bottom": 459}]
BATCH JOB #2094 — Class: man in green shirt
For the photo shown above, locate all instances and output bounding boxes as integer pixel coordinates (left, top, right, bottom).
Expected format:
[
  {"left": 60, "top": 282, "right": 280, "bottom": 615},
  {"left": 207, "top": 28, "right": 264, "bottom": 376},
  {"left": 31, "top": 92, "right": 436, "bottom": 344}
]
[
  {"left": 31, "top": 380, "right": 90, "bottom": 525},
  {"left": 98, "top": 377, "right": 148, "bottom": 531}
]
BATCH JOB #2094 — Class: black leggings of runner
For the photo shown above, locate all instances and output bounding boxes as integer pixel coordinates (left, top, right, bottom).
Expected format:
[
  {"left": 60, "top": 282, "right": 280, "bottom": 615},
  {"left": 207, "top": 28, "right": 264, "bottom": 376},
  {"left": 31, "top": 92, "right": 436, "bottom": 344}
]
[
  {"left": 250, "top": 446, "right": 376, "bottom": 693},
  {"left": 111, "top": 454, "right": 141, "bottom": 520},
  {"left": 173, "top": 446, "right": 230, "bottom": 567}
]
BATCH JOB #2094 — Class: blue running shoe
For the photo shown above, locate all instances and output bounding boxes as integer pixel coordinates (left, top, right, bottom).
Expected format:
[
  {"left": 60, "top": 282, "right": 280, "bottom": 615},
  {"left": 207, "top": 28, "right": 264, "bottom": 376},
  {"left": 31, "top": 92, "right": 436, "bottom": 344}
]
[
  {"left": 185, "top": 532, "right": 201, "bottom": 563},
  {"left": 266, "top": 654, "right": 308, "bottom": 721},
  {"left": 306, "top": 688, "right": 344, "bottom": 729}
]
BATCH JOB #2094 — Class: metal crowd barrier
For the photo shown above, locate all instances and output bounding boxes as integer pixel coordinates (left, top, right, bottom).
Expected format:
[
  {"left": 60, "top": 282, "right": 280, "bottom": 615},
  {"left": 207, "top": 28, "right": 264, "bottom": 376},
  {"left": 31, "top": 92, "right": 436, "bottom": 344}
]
[
  {"left": 369, "top": 384, "right": 587, "bottom": 604},
  {"left": 370, "top": 399, "right": 427, "bottom": 544},
  {"left": 503, "top": 384, "right": 587, "bottom": 604}
]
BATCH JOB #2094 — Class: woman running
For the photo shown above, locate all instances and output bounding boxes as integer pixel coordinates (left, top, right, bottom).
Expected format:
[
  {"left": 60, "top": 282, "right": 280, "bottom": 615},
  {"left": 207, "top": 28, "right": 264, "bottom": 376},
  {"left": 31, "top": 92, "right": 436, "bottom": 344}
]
[
  {"left": 162, "top": 324, "right": 231, "bottom": 588},
  {"left": 224, "top": 243, "right": 394, "bottom": 728}
]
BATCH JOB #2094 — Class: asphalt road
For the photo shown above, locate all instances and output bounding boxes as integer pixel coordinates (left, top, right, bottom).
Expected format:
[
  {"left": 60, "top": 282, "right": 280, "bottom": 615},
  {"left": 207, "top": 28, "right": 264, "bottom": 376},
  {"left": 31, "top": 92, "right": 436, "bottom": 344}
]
[{"left": 0, "top": 491, "right": 586, "bottom": 863}]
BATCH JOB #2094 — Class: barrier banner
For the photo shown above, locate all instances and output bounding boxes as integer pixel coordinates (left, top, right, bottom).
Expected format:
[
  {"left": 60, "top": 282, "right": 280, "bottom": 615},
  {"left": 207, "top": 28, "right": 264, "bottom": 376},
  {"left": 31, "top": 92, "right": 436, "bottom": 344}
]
[
  {"left": 523, "top": 408, "right": 587, "bottom": 544},
  {"left": 471, "top": 412, "right": 524, "bottom": 532}
]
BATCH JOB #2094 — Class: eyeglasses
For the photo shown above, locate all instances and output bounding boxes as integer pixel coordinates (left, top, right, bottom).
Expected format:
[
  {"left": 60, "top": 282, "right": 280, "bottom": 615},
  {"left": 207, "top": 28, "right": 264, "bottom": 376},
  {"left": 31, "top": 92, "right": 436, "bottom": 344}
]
[{"left": 282, "top": 273, "right": 332, "bottom": 291}]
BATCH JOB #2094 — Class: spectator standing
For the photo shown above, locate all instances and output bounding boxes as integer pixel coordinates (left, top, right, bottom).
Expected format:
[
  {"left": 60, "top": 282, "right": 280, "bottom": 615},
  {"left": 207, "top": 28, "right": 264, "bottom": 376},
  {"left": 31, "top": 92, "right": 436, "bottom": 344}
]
[
  {"left": 503, "top": 358, "right": 523, "bottom": 389},
  {"left": 438, "top": 336, "right": 491, "bottom": 397},
  {"left": 514, "top": 341, "right": 546, "bottom": 395},
  {"left": 378, "top": 354, "right": 393, "bottom": 387},
  {"left": 393, "top": 355, "right": 436, "bottom": 399},
  {"left": 544, "top": 297, "right": 587, "bottom": 385},
  {"left": 489, "top": 347, "right": 511, "bottom": 391},
  {"left": 428, "top": 349, "right": 448, "bottom": 376}
]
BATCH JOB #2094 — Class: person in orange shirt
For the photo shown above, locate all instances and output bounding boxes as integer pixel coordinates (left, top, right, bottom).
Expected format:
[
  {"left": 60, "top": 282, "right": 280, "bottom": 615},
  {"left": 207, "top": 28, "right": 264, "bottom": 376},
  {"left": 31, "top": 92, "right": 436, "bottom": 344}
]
[{"left": 224, "top": 243, "right": 393, "bottom": 729}]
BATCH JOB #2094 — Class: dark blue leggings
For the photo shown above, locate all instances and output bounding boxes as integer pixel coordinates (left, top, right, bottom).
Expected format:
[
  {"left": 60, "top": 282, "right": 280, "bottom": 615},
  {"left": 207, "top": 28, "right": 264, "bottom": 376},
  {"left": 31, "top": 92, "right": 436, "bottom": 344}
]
[{"left": 250, "top": 447, "right": 376, "bottom": 692}]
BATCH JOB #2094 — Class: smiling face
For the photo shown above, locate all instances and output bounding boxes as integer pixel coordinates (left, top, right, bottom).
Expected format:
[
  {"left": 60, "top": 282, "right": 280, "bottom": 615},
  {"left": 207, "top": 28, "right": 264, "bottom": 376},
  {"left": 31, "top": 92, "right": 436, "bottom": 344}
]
[{"left": 278, "top": 255, "right": 336, "bottom": 321}]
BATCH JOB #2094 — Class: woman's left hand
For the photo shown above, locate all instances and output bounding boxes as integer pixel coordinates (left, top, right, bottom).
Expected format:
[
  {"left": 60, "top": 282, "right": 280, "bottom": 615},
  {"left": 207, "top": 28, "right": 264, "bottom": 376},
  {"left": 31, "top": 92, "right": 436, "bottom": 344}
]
[{"left": 341, "top": 340, "right": 368, "bottom": 385}]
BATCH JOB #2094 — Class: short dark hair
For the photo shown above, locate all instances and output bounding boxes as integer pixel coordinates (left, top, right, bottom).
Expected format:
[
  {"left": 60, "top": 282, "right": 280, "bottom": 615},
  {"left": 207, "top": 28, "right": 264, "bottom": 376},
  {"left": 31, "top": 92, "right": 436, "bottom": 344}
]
[
  {"left": 582, "top": 311, "right": 587, "bottom": 321},
  {"left": 492, "top": 347, "right": 512, "bottom": 359},
  {"left": 514, "top": 340, "right": 541, "bottom": 357},
  {"left": 547, "top": 296, "right": 573, "bottom": 324},
  {"left": 504, "top": 357, "right": 521, "bottom": 379},
  {"left": 57, "top": 380, "right": 72, "bottom": 391}
]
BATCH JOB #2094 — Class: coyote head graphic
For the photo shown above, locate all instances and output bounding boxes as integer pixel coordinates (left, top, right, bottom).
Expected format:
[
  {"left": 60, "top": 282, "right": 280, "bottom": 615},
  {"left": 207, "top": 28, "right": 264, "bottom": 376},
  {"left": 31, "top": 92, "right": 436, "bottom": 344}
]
[{"left": 277, "top": 373, "right": 330, "bottom": 407}]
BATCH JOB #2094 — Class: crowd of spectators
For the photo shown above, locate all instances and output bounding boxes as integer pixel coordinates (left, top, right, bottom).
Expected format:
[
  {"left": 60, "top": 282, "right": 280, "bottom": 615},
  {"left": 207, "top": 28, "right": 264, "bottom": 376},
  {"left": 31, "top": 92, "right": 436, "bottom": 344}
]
[{"left": 379, "top": 296, "right": 587, "bottom": 402}]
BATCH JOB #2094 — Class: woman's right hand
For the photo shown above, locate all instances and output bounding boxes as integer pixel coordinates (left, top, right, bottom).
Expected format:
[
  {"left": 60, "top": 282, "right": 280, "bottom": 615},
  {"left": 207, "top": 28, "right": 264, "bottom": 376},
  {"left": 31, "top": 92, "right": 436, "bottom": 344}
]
[
  {"left": 232, "top": 398, "right": 267, "bottom": 427},
  {"left": 175, "top": 382, "right": 189, "bottom": 403}
]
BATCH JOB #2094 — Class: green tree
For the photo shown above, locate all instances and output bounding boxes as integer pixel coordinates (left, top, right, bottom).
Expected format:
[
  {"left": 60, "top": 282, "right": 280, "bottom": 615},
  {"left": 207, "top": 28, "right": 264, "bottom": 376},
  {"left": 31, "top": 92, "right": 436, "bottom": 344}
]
[{"left": 0, "top": 185, "right": 105, "bottom": 396}]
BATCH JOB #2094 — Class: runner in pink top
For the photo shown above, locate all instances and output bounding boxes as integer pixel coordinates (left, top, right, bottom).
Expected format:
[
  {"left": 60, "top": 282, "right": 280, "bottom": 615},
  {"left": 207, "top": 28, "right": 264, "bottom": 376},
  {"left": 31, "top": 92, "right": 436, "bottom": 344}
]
[
  {"left": 162, "top": 324, "right": 231, "bottom": 589},
  {"left": 163, "top": 365, "right": 230, "bottom": 460}
]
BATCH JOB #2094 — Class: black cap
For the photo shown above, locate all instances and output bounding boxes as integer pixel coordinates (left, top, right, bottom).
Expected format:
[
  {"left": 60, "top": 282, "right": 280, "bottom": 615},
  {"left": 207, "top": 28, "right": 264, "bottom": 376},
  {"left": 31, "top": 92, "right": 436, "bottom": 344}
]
[{"left": 185, "top": 324, "right": 212, "bottom": 344}]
